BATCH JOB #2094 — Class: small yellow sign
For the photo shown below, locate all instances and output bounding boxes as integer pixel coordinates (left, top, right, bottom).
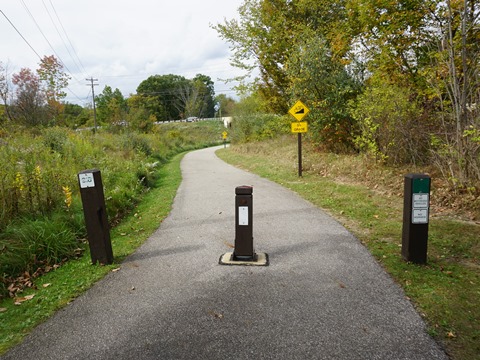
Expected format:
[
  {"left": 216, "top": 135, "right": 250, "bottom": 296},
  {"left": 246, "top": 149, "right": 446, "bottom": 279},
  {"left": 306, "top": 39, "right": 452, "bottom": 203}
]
[
  {"left": 288, "top": 100, "right": 310, "bottom": 121},
  {"left": 222, "top": 131, "right": 228, "bottom": 139},
  {"left": 291, "top": 122, "right": 308, "bottom": 133}
]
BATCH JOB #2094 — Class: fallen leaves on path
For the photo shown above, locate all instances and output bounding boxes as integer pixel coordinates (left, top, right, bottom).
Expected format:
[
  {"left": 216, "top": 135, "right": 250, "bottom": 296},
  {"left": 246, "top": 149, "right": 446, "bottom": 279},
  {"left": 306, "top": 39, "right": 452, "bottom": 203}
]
[
  {"left": 224, "top": 241, "right": 234, "bottom": 249},
  {"left": 208, "top": 310, "right": 224, "bottom": 319}
]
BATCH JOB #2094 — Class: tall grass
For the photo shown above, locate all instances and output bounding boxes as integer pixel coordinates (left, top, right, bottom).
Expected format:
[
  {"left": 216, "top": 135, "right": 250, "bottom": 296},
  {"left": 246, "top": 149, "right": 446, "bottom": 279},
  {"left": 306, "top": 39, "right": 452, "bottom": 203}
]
[
  {"left": 0, "top": 120, "right": 225, "bottom": 298},
  {"left": 0, "top": 219, "right": 78, "bottom": 274},
  {"left": 0, "top": 152, "right": 186, "bottom": 355}
]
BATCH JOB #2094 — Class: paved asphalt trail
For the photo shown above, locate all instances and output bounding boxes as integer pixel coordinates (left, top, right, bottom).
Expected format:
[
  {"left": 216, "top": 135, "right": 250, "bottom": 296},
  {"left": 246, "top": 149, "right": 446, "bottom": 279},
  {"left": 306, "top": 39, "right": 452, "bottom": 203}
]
[{"left": 2, "top": 146, "right": 448, "bottom": 360}]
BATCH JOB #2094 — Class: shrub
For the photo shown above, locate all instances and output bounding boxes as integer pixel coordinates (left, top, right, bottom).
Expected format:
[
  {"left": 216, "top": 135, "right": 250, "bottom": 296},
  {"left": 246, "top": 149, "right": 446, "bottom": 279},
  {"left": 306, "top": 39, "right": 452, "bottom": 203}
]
[
  {"left": 123, "top": 133, "right": 153, "bottom": 157},
  {"left": 42, "top": 127, "right": 69, "bottom": 154},
  {"left": 232, "top": 114, "right": 290, "bottom": 143},
  {"left": 351, "top": 82, "right": 427, "bottom": 164}
]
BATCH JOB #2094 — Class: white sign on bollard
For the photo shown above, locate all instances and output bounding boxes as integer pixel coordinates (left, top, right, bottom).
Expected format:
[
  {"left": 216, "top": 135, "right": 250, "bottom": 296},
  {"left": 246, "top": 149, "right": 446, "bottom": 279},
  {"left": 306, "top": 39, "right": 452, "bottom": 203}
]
[
  {"left": 239, "top": 206, "right": 249, "bottom": 226},
  {"left": 79, "top": 173, "right": 95, "bottom": 188},
  {"left": 412, "top": 193, "right": 429, "bottom": 224}
]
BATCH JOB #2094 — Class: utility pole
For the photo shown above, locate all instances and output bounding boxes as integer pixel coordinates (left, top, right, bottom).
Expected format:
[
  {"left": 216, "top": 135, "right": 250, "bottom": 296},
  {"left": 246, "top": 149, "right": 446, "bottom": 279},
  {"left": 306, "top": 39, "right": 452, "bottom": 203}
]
[{"left": 86, "top": 77, "right": 98, "bottom": 133}]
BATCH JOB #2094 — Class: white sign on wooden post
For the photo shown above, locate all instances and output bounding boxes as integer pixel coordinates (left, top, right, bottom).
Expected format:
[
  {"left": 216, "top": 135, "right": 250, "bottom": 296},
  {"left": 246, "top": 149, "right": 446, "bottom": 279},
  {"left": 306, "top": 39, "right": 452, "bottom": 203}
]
[
  {"left": 79, "top": 173, "right": 95, "bottom": 188},
  {"left": 412, "top": 193, "right": 429, "bottom": 224}
]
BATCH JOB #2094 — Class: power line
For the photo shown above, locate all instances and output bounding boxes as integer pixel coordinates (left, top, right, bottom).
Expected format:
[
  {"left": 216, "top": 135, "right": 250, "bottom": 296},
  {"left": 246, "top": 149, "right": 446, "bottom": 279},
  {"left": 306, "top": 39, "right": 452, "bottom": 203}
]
[
  {"left": 1, "top": 10, "right": 86, "bottom": 105},
  {"left": 65, "top": 86, "right": 84, "bottom": 103},
  {"left": 47, "top": 0, "right": 87, "bottom": 75},
  {"left": 41, "top": 0, "right": 84, "bottom": 77},
  {"left": 19, "top": 0, "right": 76, "bottom": 78},
  {"left": 0, "top": 10, "right": 42, "bottom": 59}
]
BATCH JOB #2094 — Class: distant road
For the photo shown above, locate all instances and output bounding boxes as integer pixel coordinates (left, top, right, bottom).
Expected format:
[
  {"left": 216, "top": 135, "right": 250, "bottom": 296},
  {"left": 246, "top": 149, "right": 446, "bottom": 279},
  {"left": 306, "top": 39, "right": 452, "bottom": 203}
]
[
  {"left": 155, "top": 116, "right": 231, "bottom": 127},
  {"left": 76, "top": 117, "right": 231, "bottom": 132}
]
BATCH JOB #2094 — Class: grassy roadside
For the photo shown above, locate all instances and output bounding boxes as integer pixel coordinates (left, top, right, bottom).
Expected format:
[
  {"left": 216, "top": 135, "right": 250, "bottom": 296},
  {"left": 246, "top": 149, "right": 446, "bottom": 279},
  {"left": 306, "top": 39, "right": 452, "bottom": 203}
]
[
  {"left": 216, "top": 138, "right": 480, "bottom": 360},
  {"left": 0, "top": 152, "right": 185, "bottom": 355}
]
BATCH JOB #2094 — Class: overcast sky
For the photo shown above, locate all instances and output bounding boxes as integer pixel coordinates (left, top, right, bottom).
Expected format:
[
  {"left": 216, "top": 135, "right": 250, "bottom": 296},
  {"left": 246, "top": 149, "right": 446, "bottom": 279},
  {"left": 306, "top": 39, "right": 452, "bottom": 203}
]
[{"left": 1, "top": 1, "right": 246, "bottom": 106}]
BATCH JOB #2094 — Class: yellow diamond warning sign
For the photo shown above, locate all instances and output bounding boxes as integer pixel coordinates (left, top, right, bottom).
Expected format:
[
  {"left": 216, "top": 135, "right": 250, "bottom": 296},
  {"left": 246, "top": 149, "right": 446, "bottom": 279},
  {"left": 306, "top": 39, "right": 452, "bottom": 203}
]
[
  {"left": 288, "top": 100, "right": 310, "bottom": 121},
  {"left": 291, "top": 121, "right": 308, "bottom": 133}
]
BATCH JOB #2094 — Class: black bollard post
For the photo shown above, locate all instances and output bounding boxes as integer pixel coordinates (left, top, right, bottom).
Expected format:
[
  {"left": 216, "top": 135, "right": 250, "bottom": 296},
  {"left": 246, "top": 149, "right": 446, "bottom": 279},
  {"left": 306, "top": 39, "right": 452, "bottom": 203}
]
[
  {"left": 219, "top": 186, "right": 268, "bottom": 266},
  {"left": 402, "top": 174, "right": 431, "bottom": 264},
  {"left": 78, "top": 169, "right": 113, "bottom": 265},
  {"left": 233, "top": 186, "right": 255, "bottom": 261}
]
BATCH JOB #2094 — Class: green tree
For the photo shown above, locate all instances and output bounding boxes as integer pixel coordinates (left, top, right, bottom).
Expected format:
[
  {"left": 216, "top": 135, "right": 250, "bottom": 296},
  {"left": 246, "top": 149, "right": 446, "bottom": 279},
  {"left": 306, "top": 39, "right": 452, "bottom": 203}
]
[
  {"left": 213, "top": 0, "right": 293, "bottom": 113},
  {"left": 136, "top": 74, "right": 191, "bottom": 121},
  {"left": 214, "top": 0, "right": 350, "bottom": 113},
  {"left": 95, "top": 86, "right": 127, "bottom": 125},
  {"left": 215, "top": 94, "right": 236, "bottom": 117},
  {"left": 192, "top": 74, "right": 215, "bottom": 118},
  {"left": 36, "top": 55, "right": 70, "bottom": 122},
  {"left": 351, "top": 81, "right": 424, "bottom": 164},
  {"left": 346, "top": 0, "right": 480, "bottom": 183},
  {"left": 126, "top": 95, "right": 156, "bottom": 133},
  {"left": 287, "top": 35, "right": 362, "bottom": 151},
  {"left": 177, "top": 74, "right": 216, "bottom": 119},
  {"left": 343, "top": 0, "right": 439, "bottom": 160},
  {"left": 62, "top": 103, "right": 89, "bottom": 129},
  {"left": 216, "top": 0, "right": 479, "bottom": 186}
]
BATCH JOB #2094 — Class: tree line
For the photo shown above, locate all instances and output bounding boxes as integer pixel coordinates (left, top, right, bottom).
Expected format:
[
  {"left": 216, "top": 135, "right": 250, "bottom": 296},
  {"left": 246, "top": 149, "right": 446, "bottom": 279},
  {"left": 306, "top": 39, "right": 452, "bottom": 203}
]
[
  {"left": 214, "top": 0, "right": 480, "bottom": 189},
  {"left": 0, "top": 59, "right": 235, "bottom": 132}
]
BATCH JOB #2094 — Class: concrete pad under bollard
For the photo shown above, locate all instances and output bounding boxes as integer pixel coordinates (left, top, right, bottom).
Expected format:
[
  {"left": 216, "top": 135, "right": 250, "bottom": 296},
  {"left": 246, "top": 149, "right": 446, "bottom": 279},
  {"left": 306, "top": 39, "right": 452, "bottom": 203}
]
[{"left": 219, "top": 251, "right": 269, "bottom": 266}]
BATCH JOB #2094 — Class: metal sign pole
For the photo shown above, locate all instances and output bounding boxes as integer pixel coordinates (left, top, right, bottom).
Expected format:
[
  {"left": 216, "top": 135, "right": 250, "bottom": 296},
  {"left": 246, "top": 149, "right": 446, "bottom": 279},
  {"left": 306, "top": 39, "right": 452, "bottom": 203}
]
[
  {"left": 222, "top": 131, "right": 228, "bottom": 149},
  {"left": 298, "top": 133, "right": 302, "bottom": 177},
  {"left": 288, "top": 100, "right": 309, "bottom": 178}
]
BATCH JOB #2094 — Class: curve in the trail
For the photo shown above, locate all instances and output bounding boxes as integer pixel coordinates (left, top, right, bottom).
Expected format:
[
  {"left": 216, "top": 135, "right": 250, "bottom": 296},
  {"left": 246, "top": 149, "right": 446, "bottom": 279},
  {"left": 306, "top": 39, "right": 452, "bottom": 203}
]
[{"left": 1, "top": 146, "right": 448, "bottom": 360}]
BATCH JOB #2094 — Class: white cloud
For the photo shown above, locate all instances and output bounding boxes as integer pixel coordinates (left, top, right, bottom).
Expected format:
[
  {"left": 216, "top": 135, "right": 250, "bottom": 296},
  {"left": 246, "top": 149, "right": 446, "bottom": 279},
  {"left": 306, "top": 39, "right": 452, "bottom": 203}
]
[{"left": 0, "top": 0, "right": 245, "bottom": 105}]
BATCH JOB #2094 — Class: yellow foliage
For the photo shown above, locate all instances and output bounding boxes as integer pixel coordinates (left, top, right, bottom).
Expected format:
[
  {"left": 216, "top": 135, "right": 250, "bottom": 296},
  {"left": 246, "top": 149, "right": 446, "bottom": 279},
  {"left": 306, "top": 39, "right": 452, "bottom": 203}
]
[
  {"left": 34, "top": 166, "right": 41, "bottom": 183},
  {"left": 14, "top": 172, "right": 24, "bottom": 192},
  {"left": 62, "top": 186, "right": 72, "bottom": 209}
]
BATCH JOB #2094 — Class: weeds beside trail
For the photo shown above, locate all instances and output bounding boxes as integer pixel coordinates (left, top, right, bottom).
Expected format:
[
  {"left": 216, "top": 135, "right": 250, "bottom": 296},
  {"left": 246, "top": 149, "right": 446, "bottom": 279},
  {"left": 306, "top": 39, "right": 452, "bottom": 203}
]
[
  {"left": 217, "top": 137, "right": 480, "bottom": 360},
  {"left": 0, "top": 120, "right": 224, "bottom": 354},
  {"left": 0, "top": 121, "right": 224, "bottom": 298},
  {"left": 0, "top": 152, "right": 185, "bottom": 354}
]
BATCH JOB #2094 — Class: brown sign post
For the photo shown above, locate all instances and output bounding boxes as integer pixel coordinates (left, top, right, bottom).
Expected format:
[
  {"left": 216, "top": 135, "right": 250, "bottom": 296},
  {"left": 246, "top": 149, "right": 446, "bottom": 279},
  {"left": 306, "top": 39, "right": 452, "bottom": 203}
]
[{"left": 78, "top": 169, "right": 113, "bottom": 265}]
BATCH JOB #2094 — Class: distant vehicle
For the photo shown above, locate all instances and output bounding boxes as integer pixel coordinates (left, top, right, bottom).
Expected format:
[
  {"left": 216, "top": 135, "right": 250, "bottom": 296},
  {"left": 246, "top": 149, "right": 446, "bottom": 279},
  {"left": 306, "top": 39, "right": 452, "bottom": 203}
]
[{"left": 186, "top": 117, "right": 198, "bottom": 122}]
